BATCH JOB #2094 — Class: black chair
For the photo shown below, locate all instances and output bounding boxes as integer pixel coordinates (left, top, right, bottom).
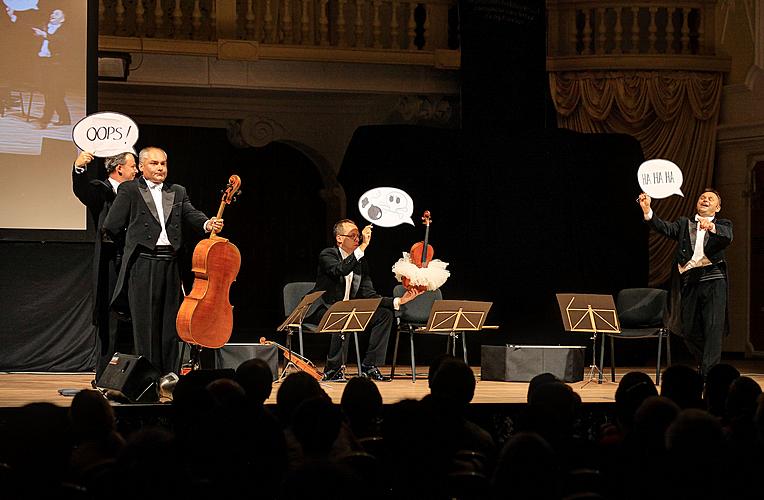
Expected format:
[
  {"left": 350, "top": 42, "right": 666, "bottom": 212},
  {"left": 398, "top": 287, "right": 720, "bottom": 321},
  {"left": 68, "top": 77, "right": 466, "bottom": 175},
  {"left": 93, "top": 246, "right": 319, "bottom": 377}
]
[
  {"left": 607, "top": 288, "right": 671, "bottom": 384},
  {"left": 282, "top": 281, "right": 317, "bottom": 356},
  {"left": 282, "top": 281, "right": 363, "bottom": 374},
  {"left": 390, "top": 284, "right": 442, "bottom": 382}
]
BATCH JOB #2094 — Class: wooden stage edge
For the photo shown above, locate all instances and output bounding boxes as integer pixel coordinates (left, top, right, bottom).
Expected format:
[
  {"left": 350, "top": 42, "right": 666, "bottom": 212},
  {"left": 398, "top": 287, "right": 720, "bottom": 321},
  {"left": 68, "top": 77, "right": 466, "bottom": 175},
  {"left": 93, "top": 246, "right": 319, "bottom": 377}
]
[{"left": 2, "top": 362, "right": 764, "bottom": 409}]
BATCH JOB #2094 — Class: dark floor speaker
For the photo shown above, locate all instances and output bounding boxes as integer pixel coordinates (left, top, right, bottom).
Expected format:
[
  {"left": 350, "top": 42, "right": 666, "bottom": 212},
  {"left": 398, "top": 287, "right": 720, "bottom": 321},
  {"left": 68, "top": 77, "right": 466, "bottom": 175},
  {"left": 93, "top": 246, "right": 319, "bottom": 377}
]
[
  {"left": 96, "top": 353, "right": 160, "bottom": 403},
  {"left": 210, "top": 343, "right": 279, "bottom": 381},
  {"left": 481, "top": 345, "right": 586, "bottom": 382}
]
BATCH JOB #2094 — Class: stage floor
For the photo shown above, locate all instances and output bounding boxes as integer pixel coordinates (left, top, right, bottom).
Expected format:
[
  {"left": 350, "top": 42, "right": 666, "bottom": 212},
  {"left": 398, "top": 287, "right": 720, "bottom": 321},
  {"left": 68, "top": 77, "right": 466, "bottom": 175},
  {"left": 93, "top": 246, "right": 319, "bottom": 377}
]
[{"left": 3, "top": 361, "right": 764, "bottom": 408}]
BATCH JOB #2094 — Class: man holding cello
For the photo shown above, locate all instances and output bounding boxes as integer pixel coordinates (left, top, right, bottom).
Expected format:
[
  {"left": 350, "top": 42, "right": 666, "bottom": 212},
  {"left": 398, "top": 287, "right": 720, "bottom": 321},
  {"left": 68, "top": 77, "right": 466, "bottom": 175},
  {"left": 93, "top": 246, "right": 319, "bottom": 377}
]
[
  {"left": 103, "top": 146, "right": 223, "bottom": 375},
  {"left": 306, "top": 219, "right": 422, "bottom": 382}
]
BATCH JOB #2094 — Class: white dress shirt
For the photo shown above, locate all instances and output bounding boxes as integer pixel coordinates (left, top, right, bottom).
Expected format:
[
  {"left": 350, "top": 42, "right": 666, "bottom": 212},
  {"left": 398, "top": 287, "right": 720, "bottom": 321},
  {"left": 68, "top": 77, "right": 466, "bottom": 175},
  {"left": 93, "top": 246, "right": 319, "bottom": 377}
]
[{"left": 145, "top": 179, "right": 171, "bottom": 246}]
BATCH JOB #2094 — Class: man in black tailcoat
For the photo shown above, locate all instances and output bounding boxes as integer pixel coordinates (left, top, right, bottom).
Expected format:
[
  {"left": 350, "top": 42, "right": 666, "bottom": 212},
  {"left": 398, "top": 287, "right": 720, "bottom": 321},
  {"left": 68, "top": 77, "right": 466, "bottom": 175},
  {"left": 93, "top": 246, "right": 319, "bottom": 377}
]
[
  {"left": 639, "top": 189, "right": 733, "bottom": 377},
  {"left": 306, "top": 219, "right": 421, "bottom": 382},
  {"left": 103, "top": 146, "right": 223, "bottom": 375},
  {"left": 72, "top": 150, "right": 137, "bottom": 383}
]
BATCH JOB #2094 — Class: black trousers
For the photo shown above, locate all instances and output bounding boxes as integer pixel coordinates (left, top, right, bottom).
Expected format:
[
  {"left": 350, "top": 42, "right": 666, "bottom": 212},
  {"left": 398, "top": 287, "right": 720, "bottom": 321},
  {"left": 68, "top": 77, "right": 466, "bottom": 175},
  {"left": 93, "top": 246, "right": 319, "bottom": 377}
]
[
  {"left": 681, "top": 277, "right": 726, "bottom": 376},
  {"left": 94, "top": 252, "right": 131, "bottom": 382},
  {"left": 127, "top": 252, "right": 182, "bottom": 375},
  {"left": 308, "top": 305, "right": 394, "bottom": 371}
]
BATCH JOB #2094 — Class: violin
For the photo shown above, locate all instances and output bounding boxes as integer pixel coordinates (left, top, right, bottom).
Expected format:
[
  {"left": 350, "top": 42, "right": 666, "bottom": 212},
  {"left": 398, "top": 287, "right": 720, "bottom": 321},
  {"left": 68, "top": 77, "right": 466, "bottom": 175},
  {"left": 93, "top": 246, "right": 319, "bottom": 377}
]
[
  {"left": 402, "top": 210, "right": 433, "bottom": 291},
  {"left": 259, "top": 337, "right": 323, "bottom": 381},
  {"left": 176, "top": 175, "right": 242, "bottom": 349}
]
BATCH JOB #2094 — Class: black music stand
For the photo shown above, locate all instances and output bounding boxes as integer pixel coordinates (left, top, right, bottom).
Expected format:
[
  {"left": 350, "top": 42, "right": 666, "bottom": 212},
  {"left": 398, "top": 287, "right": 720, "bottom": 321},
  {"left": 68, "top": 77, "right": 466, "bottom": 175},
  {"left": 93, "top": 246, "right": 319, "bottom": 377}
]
[
  {"left": 276, "top": 291, "right": 324, "bottom": 379},
  {"left": 556, "top": 293, "right": 620, "bottom": 385},
  {"left": 316, "top": 298, "right": 382, "bottom": 377},
  {"left": 418, "top": 300, "right": 493, "bottom": 364}
]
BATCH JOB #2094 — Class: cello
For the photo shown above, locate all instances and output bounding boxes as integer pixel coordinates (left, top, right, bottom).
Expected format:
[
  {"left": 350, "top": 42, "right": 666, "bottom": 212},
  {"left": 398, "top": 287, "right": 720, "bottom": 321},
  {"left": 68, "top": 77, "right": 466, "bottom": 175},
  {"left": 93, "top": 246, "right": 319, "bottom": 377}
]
[{"left": 176, "top": 175, "right": 242, "bottom": 349}]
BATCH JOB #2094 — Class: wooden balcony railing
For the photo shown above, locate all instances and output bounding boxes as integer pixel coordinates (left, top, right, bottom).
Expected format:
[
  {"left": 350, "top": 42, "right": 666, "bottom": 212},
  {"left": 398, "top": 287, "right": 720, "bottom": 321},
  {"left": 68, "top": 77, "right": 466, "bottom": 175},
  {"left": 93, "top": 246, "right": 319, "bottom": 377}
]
[
  {"left": 547, "top": 0, "right": 728, "bottom": 72},
  {"left": 98, "top": 0, "right": 459, "bottom": 67}
]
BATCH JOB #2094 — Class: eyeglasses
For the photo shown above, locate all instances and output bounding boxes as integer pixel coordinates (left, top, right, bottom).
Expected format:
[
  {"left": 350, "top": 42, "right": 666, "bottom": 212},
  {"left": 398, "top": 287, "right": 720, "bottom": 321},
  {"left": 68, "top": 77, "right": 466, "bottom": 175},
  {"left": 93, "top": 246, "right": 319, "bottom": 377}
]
[{"left": 339, "top": 233, "right": 360, "bottom": 240}]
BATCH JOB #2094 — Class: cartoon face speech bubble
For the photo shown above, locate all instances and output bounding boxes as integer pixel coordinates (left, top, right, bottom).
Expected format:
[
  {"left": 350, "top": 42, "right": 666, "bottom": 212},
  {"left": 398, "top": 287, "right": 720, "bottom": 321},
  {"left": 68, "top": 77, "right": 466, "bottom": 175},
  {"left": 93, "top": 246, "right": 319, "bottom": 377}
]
[
  {"left": 72, "top": 112, "right": 139, "bottom": 158},
  {"left": 637, "top": 159, "right": 684, "bottom": 199},
  {"left": 358, "top": 187, "right": 415, "bottom": 227}
]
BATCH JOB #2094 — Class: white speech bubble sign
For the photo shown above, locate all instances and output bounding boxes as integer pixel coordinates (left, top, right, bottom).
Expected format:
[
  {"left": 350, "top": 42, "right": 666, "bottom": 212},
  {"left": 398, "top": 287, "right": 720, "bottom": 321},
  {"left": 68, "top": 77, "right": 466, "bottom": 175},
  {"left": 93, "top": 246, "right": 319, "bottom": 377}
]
[
  {"left": 4, "top": 0, "right": 39, "bottom": 11},
  {"left": 72, "top": 112, "right": 139, "bottom": 158},
  {"left": 358, "top": 187, "right": 415, "bottom": 227},
  {"left": 637, "top": 159, "right": 684, "bottom": 199}
]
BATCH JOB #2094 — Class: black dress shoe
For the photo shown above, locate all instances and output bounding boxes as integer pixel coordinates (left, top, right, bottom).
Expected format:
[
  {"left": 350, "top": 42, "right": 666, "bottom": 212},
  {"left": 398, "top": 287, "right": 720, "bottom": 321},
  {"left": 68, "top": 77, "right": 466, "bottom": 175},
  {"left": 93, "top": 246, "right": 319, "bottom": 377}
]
[
  {"left": 322, "top": 366, "right": 346, "bottom": 382},
  {"left": 361, "top": 365, "right": 390, "bottom": 382}
]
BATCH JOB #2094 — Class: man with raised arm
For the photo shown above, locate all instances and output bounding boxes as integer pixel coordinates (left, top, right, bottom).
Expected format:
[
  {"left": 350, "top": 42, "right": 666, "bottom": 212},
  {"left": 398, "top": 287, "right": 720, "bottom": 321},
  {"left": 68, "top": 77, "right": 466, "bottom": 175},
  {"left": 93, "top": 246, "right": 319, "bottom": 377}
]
[
  {"left": 72, "top": 150, "right": 137, "bottom": 384},
  {"left": 306, "top": 219, "right": 422, "bottom": 382},
  {"left": 638, "top": 189, "right": 733, "bottom": 377}
]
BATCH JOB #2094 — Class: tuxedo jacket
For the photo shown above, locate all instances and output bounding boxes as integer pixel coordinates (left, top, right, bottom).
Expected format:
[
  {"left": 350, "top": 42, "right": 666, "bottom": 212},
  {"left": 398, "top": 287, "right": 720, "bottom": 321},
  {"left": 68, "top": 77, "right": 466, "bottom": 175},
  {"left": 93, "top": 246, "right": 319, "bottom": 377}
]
[
  {"left": 102, "top": 177, "right": 209, "bottom": 312},
  {"left": 72, "top": 169, "right": 119, "bottom": 325},
  {"left": 648, "top": 214, "right": 733, "bottom": 336},
  {"left": 308, "top": 246, "right": 393, "bottom": 316},
  {"left": 648, "top": 215, "right": 733, "bottom": 267}
]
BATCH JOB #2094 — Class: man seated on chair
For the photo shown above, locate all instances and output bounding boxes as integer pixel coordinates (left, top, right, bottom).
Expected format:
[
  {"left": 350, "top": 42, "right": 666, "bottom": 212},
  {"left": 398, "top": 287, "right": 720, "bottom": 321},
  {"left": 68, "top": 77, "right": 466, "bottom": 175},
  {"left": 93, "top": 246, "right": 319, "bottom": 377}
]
[{"left": 306, "top": 219, "right": 422, "bottom": 382}]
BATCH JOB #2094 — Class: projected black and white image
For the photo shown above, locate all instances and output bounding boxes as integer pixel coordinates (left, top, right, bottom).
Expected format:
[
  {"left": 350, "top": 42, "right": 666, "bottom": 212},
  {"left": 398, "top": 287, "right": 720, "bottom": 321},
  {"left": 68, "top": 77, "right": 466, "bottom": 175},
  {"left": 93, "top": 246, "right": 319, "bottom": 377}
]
[
  {"left": 1, "top": 0, "right": 86, "bottom": 154},
  {"left": 0, "top": 0, "right": 88, "bottom": 230}
]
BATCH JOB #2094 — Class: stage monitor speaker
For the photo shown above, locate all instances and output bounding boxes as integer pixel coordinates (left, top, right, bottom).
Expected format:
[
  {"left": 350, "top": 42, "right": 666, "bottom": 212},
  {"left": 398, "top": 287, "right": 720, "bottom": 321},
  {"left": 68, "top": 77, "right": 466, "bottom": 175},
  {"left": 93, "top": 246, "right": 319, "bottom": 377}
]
[
  {"left": 210, "top": 343, "right": 279, "bottom": 381},
  {"left": 96, "top": 353, "right": 160, "bottom": 403},
  {"left": 481, "top": 345, "right": 585, "bottom": 382}
]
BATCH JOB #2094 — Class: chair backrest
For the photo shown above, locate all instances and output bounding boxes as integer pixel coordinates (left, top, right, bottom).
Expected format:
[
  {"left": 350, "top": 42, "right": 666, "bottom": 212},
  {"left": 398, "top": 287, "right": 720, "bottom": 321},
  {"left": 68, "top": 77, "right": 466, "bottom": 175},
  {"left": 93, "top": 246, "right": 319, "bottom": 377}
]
[
  {"left": 616, "top": 288, "right": 667, "bottom": 329},
  {"left": 394, "top": 284, "right": 443, "bottom": 324},
  {"left": 283, "top": 281, "right": 316, "bottom": 316}
]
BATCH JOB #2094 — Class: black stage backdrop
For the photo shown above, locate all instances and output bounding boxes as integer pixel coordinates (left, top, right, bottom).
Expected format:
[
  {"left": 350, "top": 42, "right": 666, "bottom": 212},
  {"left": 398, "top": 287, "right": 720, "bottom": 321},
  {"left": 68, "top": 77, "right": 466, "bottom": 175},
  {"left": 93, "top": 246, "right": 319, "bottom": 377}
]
[
  {"left": 340, "top": 126, "right": 649, "bottom": 357},
  {"left": 0, "top": 125, "right": 649, "bottom": 371}
]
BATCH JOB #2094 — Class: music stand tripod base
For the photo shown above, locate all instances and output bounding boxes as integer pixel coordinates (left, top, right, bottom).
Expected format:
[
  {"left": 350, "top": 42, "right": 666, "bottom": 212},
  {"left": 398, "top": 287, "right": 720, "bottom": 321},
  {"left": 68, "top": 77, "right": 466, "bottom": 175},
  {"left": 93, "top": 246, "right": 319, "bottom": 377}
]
[{"left": 555, "top": 293, "right": 620, "bottom": 386}]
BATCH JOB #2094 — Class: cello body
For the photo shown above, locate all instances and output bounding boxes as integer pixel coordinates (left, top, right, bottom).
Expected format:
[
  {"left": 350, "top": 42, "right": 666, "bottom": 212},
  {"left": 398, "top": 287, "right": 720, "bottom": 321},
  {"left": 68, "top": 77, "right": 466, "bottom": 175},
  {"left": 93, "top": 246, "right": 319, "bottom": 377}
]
[
  {"left": 176, "top": 174, "right": 242, "bottom": 349},
  {"left": 176, "top": 236, "right": 241, "bottom": 348}
]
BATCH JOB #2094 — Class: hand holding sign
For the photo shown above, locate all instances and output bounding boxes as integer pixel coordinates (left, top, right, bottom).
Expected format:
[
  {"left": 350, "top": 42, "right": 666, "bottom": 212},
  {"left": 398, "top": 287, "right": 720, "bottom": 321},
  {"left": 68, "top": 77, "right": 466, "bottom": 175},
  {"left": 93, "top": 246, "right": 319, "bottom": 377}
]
[
  {"left": 358, "top": 187, "right": 415, "bottom": 227},
  {"left": 637, "top": 159, "right": 684, "bottom": 199},
  {"left": 72, "top": 112, "right": 139, "bottom": 158}
]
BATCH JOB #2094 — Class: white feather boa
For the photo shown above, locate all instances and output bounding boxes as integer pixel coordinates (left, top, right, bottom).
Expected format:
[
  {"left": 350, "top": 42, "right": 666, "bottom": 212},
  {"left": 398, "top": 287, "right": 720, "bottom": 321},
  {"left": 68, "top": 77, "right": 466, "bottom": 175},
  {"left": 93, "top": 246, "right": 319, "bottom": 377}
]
[{"left": 392, "top": 252, "right": 450, "bottom": 291}]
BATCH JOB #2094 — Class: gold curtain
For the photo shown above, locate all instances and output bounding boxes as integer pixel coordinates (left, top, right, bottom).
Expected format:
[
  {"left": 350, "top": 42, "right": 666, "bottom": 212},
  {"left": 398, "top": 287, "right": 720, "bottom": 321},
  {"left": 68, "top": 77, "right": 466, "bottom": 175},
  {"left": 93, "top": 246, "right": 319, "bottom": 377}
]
[{"left": 549, "top": 70, "right": 724, "bottom": 285}]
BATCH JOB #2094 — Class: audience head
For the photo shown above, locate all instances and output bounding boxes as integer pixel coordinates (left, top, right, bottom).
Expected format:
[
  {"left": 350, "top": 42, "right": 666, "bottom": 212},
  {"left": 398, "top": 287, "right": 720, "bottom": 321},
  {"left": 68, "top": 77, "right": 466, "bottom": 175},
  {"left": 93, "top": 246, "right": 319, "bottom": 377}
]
[
  {"left": 522, "top": 381, "right": 581, "bottom": 444},
  {"left": 2, "top": 402, "right": 72, "bottom": 490},
  {"left": 666, "top": 408, "right": 724, "bottom": 458},
  {"left": 492, "top": 432, "right": 559, "bottom": 500},
  {"left": 725, "top": 376, "right": 762, "bottom": 423},
  {"left": 527, "top": 372, "right": 560, "bottom": 403},
  {"left": 276, "top": 371, "right": 327, "bottom": 425},
  {"left": 632, "top": 396, "right": 680, "bottom": 455},
  {"left": 235, "top": 358, "right": 274, "bottom": 405},
  {"left": 614, "top": 371, "right": 658, "bottom": 431},
  {"left": 291, "top": 397, "right": 343, "bottom": 456},
  {"left": 206, "top": 378, "right": 247, "bottom": 411},
  {"left": 660, "top": 365, "right": 703, "bottom": 409},
  {"left": 427, "top": 353, "right": 455, "bottom": 387},
  {"left": 703, "top": 363, "right": 740, "bottom": 417},
  {"left": 429, "top": 357, "right": 476, "bottom": 407},
  {"left": 341, "top": 376, "right": 383, "bottom": 438},
  {"left": 69, "top": 389, "right": 117, "bottom": 442}
]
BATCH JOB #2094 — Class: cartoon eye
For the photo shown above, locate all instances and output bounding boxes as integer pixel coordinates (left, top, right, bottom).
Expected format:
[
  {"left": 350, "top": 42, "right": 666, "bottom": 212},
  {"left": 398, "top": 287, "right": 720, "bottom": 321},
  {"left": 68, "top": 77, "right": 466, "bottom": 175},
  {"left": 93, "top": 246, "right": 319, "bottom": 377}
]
[
  {"left": 389, "top": 195, "right": 393, "bottom": 202},
  {"left": 367, "top": 205, "right": 382, "bottom": 220},
  {"left": 396, "top": 196, "right": 400, "bottom": 204}
]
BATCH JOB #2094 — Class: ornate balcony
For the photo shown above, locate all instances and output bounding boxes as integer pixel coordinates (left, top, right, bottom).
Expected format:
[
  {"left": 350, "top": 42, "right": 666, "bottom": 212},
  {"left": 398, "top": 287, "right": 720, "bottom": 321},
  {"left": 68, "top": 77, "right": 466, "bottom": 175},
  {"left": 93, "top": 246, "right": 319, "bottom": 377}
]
[
  {"left": 547, "top": 0, "right": 729, "bottom": 72},
  {"left": 98, "top": 0, "right": 460, "bottom": 69}
]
